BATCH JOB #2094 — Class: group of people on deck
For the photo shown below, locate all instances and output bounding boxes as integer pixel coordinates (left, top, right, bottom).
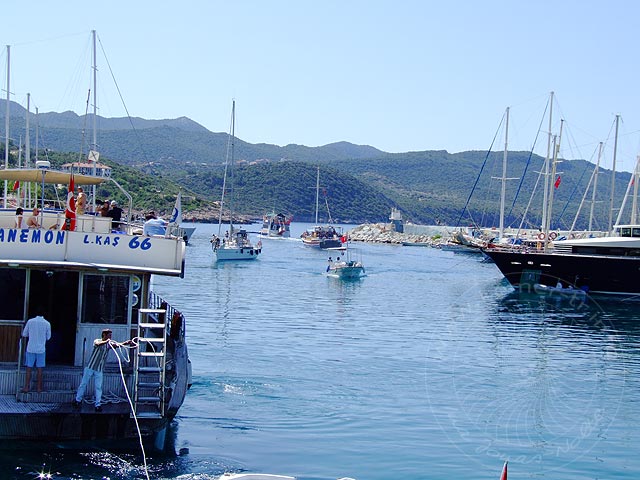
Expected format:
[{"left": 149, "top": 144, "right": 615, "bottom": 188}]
[{"left": 13, "top": 185, "right": 123, "bottom": 230}]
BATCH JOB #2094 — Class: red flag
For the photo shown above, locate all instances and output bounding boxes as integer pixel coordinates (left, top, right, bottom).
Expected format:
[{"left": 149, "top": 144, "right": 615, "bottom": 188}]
[
  {"left": 12, "top": 180, "right": 19, "bottom": 191},
  {"left": 63, "top": 174, "right": 76, "bottom": 231},
  {"left": 340, "top": 235, "right": 347, "bottom": 243},
  {"left": 554, "top": 175, "right": 561, "bottom": 189},
  {"left": 500, "top": 461, "right": 508, "bottom": 480}
]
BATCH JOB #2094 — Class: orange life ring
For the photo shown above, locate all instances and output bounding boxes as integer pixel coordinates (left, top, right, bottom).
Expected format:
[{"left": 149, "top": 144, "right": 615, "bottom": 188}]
[
  {"left": 537, "top": 232, "right": 545, "bottom": 240},
  {"left": 549, "top": 232, "right": 558, "bottom": 240}
]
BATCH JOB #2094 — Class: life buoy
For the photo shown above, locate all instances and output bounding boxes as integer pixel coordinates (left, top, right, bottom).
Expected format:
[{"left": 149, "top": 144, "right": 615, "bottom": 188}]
[
  {"left": 537, "top": 232, "right": 545, "bottom": 240},
  {"left": 549, "top": 232, "right": 558, "bottom": 240}
]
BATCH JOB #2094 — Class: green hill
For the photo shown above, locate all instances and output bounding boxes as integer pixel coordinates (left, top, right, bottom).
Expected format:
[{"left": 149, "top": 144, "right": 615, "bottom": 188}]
[{"left": 0, "top": 99, "right": 632, "bottom": 229}]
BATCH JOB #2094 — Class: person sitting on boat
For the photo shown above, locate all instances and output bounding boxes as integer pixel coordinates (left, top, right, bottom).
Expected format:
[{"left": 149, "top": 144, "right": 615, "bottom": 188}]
[
  {"left": 556, "top": 281, "right": 563, "bottom": 288},
  {"left": 143, "top": 211, "right": 168, "bottom": 236},
  {"left": 73, "top": 329, "right": 136, "bottom": 412},
  {"left": 27, "top": 207, "right": 41, "bottom": 228},
  {"left": 14, "top": 207, "right": 23, "bottom": 228}
]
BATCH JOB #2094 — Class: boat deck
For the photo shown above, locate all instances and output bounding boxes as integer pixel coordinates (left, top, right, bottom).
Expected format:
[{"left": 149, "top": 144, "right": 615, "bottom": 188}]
[{"left": 0, "top": 364, "right": 138, "bottom": 414}]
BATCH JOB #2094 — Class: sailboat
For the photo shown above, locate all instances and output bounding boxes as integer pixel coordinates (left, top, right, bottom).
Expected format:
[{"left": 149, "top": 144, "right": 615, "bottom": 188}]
[
  {"left": 211, "top": 100, "right": 262, "bottom": 261},
  {"left": 301, "top": 166, "right": 344, "bottom": 249}
]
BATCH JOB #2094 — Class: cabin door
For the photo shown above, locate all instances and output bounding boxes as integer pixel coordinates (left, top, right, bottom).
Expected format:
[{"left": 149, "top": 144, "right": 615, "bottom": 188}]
[
  {"left": 28, "top": 270, "right": 79, "bottom": 365},
  {"left": 74, "top": 273, "right": 132, "bottom": 367}
]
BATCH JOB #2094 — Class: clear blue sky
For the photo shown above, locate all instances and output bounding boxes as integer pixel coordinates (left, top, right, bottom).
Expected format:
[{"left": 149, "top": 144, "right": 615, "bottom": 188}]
[{"left": 2, "top": 1, "right": 640, "bottom": 171}]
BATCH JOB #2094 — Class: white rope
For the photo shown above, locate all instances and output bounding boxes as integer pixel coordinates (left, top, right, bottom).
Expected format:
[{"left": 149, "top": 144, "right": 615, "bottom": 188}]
[{"left": 109, "top": 338, "right": 150, "bottom": 480}]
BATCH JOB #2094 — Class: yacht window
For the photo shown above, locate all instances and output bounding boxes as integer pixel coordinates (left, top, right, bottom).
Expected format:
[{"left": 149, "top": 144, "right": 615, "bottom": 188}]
[
  {"left": 0, "top": 268, "right": 26, "bottom": 320},
  {"left": 81, "top": 274, "right": 130, "bottom": 324},
  {"left": 633, "top": 228, "right": 640, "bottom": 237},
  {"left": 620, "top": 227, "right": 631, "bottom": 237}
]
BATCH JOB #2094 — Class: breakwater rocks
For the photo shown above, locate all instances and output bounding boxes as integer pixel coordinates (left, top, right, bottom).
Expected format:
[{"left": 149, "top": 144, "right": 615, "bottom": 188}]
[{"left": 347, "top": 223, "right": 438, "bottom": 245}]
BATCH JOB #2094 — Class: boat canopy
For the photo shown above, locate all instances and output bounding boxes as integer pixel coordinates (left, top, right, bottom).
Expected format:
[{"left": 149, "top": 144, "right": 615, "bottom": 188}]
[{"left": 0, "top": 168, "right": 107, "bottom": 185}]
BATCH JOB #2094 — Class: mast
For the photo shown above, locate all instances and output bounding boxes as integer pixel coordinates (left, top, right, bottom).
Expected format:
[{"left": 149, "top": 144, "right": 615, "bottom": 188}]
[
  {"left": 217, "top": 100, "right": 234, "bottom": 237},
  {"left": 588, "top": 142, "right": 603, "bottom": 232},
  {"left": 3, "top": 45, "right": 9, "bottom": 207},
  {"left": 499, "top": 107, "right": 509, "bottom": 240},
  {"left": 608, "top": 114, "right": 620, "bottom": 232},
  {"left": 541, "top": 91, "right": 554, "bottom": 233},
  {"left": 25, "top": 94, "right": 30, "bottom": 168},
  {"left": 315, "top": 165, "right": 320, "bottom": 224},
  {"left": 544, "top": 120, "right": 563, "bottom": 250},
  {"left": 632, "top": 155, "right": 640, "bottom": 224},
  {"left": 91, "top": 30, "right": 98, "bottom": 212},
  {"left": 229, "top": 100, "right": 236, "bottom": 233}
]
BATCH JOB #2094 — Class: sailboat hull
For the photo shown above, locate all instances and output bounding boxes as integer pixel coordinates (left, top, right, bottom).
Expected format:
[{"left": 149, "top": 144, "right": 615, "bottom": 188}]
[{"left": 215, "top": 246, "right": 261, "bottom": 261}]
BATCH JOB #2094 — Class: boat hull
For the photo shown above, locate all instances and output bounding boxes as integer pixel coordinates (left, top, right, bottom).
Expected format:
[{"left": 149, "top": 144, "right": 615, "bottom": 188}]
[
  {"left": 327, "top": 265, "right": 365, "bottom": 279},
  {"left": 484, "top": 248, "right": 640, "bottom": 295},
  {"left": 215, "top": 245, "right": 261, "bottom": 261}
]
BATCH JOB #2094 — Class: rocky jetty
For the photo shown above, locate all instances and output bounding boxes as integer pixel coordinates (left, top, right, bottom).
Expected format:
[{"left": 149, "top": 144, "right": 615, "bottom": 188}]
[{"left": 346, "top": 223, "right": 438, "bottom": 245}]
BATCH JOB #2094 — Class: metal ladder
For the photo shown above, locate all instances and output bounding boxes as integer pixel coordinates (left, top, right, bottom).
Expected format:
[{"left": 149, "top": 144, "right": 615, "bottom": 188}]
[{"left": 132, "top": 308, "right": 167, "bottom": 419}]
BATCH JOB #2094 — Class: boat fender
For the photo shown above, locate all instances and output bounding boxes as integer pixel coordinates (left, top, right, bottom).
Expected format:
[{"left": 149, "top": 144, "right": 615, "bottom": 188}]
[
  {"left": 549, "top": 232, "right": 558, "bottom": 240},
  {"left": 537, "top": 232, "right": 545, "bottom": 240}
]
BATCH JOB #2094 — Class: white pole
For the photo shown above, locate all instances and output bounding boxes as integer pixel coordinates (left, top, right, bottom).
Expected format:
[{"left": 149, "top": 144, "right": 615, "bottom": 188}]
[
  {"left": 541, "top": 91, "right": 554, "bottom": 233},
  {"left": 608, "top": 114, "right": 620, "bottom": 233},
  {"left": 588, "top": 142, "right": 602, "bottom": 232},
  {"left": 91, "top": 30, "right": 97, "bottom": 212},
  {"left": 499, "top": 107, "right": 509, "bottom": 240},
  {"left": 3, "top": 45, "right": 10, "bottom": 207},
  {"left": 315, "top": 166, "right": 320, "bottom": 225},
  {"left": 25, "top": 94, "right": 30, "bottom": 168}
]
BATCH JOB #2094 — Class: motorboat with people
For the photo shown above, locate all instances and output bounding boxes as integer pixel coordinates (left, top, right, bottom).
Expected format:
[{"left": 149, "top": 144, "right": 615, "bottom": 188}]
[
  {"left": 325, "top": 244, "right": 365, "bottom": 280},
  {"left": 260, "top": 212, "right": 292, "bottom": 238},
  {"left": 0, "top": 163, "right": 191, "bottom": 447}
]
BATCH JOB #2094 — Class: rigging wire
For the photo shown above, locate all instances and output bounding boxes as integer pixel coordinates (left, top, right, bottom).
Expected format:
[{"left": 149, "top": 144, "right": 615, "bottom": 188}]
[{"left": 454, "top": 112, "right": 504, "bottom": 228}]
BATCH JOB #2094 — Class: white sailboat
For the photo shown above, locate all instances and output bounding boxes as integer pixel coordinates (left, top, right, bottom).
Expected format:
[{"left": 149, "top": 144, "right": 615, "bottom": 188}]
[{"left": 211, "top": 100, "right": 262, "bottom": 261}]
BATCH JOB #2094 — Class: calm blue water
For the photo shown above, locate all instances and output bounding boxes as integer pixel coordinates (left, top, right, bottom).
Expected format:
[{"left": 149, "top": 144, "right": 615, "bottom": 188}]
[{"left": 3, "top": 221, "right": 640, "bottom": 479}]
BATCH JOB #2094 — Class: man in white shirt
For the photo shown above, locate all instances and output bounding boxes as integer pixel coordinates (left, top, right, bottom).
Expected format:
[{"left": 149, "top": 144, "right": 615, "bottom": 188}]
[{"left": 21, "top": 310, "right": 52, "bottom": 393}]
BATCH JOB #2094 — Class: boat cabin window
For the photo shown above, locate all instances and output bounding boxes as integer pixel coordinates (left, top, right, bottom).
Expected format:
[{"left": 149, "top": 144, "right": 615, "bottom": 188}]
[
  {"left": 615, "top": 227, "right": 640, "bottom": 237},
  {"left": 0, "top": 268, "right": 26, "bottom": 320},
  {"left": 81, "top": 274, "right": 131, "bottom": 324}
]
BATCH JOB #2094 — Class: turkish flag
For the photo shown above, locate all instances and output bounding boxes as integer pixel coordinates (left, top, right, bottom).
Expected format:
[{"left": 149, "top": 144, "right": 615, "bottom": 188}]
[
  {"left": 500, "top": 461, "right": 508, "bottom": 480},
  {"left": 63, "top": 174, "right": 76, "bottom": 231},
  {"left": 554, "top": 175, "right": 561, "bottom": 189}
]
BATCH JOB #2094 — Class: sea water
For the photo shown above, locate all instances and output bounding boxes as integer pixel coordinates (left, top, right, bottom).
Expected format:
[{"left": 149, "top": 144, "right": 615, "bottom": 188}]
[{"left": 1, "top": 222, "right": 639, "bottom": 479}]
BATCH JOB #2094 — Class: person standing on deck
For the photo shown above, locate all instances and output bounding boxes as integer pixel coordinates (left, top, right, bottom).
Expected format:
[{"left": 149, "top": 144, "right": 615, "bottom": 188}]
[
  {"left": 76, "top": 187, "right": 87, "bottom": 215},
  {"left": 21, "top": 309, "right": 52, "bottom": 393},
  {"left": 73, "top": 329, "right": 135, "bottom": 412}
]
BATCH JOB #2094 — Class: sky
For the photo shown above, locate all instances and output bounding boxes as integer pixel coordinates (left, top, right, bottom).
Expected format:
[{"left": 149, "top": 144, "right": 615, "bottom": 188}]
[{"left": 2, "top": 0, "right": 640, "bottom": 172}]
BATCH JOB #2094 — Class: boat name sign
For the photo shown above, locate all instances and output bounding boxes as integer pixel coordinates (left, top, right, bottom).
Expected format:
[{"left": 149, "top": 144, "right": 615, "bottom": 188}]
[{"left": 0, "top": 228, "right": 183, "bottom": 273}]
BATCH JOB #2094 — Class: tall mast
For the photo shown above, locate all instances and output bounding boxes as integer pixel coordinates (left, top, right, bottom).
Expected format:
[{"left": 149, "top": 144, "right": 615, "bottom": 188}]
[
  {"left": 25, "top": 94, "right": 30, "bottom": 169},
  {"left": 3, "top": 45, "right": 10, "bottom": 207},
  {"left": 91, "top": 30, "right": 98, "bottom": 212},
  {"left": 229, "top": 99, "right": 235, "bottom": 232},
  {"left": 588, "top": 142, "right": 603, "bottom": 232},
  {"left": 315, "top": 165, "right": 320, "bottom": 225},
  {"left": 608, "top": 114, "right": 620, "bottom": 232},
  {"left": 499, "top": 107, "right": 509, "bottom": 240},
  {"left": 544, "top": 120, "right": 563, "bottom": 251},
  {"left": 632, "top": 155, "right": 640, "bottom": 224},
  {"left": 541, "top": 91, "right": 554, "bottom": 233}
]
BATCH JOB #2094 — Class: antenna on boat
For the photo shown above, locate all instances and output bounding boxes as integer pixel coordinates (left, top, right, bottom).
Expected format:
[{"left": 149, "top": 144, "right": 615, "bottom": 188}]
[
  {"left": 91, "top": 29, "right": 98, "bottom": 213},
  {"left": 3, "top": 45, "right": 10, "bottom": 208}
]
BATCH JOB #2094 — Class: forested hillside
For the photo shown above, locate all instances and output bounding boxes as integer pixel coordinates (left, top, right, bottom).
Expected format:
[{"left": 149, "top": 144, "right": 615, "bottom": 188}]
[{"left": 0, "top": 99, "right": 632, "bottom": 229}]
